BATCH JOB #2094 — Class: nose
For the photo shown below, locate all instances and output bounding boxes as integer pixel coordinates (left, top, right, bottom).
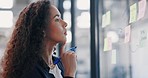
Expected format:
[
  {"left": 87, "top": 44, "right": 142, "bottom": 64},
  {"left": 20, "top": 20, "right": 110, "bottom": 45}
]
[{"left": 61, "top": 20, "right": 67, "bottom": 27}]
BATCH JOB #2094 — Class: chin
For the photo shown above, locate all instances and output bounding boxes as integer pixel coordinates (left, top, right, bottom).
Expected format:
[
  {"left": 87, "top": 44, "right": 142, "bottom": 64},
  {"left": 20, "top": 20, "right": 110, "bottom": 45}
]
[{"left": 59, "top": 39, "right": 67, "bottom": 44}]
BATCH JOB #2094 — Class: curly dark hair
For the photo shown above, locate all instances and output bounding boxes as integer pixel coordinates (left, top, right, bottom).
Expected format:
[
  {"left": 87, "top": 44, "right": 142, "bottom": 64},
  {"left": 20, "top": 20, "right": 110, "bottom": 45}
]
[{"left": 1, "top": 0, "right": 51, "bottom": 78}]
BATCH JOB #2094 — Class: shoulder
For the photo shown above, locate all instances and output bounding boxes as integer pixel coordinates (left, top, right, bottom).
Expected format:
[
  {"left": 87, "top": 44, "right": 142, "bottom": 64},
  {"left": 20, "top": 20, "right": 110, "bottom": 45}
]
[
  {"left": 21, "top": 65, "right": 44, "bottom": 78},
  {"left": 22, "top": 62, "right": 55, "bottom": 78}
]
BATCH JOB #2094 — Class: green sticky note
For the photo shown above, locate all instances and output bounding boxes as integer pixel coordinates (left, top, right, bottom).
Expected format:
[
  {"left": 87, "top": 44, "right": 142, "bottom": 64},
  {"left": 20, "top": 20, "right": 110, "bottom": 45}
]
[
  {"left": 106, "top": 11, "right": 111, "bottom": 26},
  {"left": 102, "top": 11, "right": 111, "bottom": 28},
  {"left": 103, "top": 37, "right": 112, "bottom": 51},
  {"left": 129, "top": 3, "right": 137, "bottom": 23},
  {"left": 139, "top": 40, "right": 145, "bottom": 47},
  {"left": 102, "top": 14, "right": 106, "bottom": 27},
  {"left": 111, "top": 50, "right": 116, "bottom": 64},
  {"left": 103, "top": 38, "right": 108, "bottom": 51},
  {"left": 139, "top": 30, "right": 147, "bottom": 48}
]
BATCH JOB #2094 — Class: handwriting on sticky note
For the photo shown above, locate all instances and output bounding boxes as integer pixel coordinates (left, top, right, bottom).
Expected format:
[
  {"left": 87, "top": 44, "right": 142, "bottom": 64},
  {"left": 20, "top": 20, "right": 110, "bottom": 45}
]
[{"left": 139, "top": 30, "right": 147, "bottom": 47}]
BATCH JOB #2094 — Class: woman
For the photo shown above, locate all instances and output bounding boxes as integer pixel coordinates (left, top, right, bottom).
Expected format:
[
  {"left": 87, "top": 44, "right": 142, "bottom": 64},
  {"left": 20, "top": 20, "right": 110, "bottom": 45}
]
[{"left": 1, "top": 0, "right": 77, "bottom": 78}]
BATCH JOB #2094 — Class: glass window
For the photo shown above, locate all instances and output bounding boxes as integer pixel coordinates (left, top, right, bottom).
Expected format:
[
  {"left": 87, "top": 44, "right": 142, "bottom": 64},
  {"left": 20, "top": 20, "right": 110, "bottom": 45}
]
[
  {"left": 77, "top": 12, "right": 90, "bottom": 28},
  {"left": 99, "top": 0, "right": 148, "bottom": 78},
  {"left": 63, "top": 12, "right": 71, "bottom": 29},
  {"left": 66, "top": 30, "right": 72, "bottom": 43},
  {"left": 75, "top": 0, "right": 90, "bottom": 78},
  {"left": 76, "top": 0, "right": 90, "bottom": 10},
  {"left": 0, "top": 0, "right": 13, "bottom": 9},
  {"left": 0, "top": 11, "right": 13, "bottom": 28},
  {"left": 63, "top": 0, "right": 71, "bottom": 10}
]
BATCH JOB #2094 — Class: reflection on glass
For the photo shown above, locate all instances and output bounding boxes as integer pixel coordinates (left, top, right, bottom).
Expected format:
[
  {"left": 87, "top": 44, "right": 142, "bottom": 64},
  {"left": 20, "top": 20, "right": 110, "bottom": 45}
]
[
  {"left": 107, "top": 31, "right": 119, "bottom": 43},
  {"left": 76, "top": 0, "right": 90, "bottom": 10},
  {"left": 63, "top": 12, "right": 71, "bottom": 29},
  {"left": 0, "top": 11, "right": 13, "bottom": 28},
  {"left": 63, "top": 0, "right": 71, "bottom": 10},
  {"left": 0, "top": 0, "right": 13, "bottom": 9},
  {"left": 77, "top": 12, "right": 90, "bottom": 28}
]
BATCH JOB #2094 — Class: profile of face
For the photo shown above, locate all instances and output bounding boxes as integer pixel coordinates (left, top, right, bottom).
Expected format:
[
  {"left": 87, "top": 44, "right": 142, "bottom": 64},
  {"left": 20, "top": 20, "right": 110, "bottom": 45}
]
[{"left": 45, "top": 5, "right": 67, "bottom": 44}]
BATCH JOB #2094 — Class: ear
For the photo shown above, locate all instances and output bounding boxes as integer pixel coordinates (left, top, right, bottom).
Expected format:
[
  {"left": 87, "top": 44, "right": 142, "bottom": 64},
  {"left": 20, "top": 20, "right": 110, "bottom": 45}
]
[{"left": 43, "top": 31, "right": 46, "bottom": 37}]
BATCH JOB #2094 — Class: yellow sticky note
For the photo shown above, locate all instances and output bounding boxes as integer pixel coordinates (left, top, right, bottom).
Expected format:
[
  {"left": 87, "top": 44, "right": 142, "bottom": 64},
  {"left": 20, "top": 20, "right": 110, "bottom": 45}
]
[
  {"left": 129, "top": 3, "right": 137, "bottom": 23},
  {"left": 124, "top": 25, "right": 131, "bottom": 43},
  {"left": 137, "top": 0, "right": 147, "bottom": 20},
  {"left": 103, "top": 37, "right": 112, "bottom": 51},
  {"left": 111, "top": 50, "right": 116, "bottom": 64},
  {"left": 103, "top": 38, "right": 108, "bottom": 51},
  {"left": 102, "top": 11, "right": 111, "bottom": 28}
]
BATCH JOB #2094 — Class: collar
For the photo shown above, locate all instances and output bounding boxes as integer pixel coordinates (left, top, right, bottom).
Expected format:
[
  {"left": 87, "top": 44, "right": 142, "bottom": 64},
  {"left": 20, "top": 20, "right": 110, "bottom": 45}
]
[{"left": 38, "top": 56, "right": 57, "bottom": 71}]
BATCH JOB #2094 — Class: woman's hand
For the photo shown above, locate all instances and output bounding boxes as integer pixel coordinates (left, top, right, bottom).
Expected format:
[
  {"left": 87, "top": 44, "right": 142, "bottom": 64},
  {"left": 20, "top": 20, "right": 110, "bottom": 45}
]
[{"left": 60, "top": 43, "right": 77, "bottom": 77}]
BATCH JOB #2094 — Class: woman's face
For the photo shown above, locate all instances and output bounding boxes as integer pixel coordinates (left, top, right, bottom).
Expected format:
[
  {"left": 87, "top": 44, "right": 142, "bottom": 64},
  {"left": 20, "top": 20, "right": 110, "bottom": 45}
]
[{"left": 45, "top": 5, "right": 67, "bottom": 44}]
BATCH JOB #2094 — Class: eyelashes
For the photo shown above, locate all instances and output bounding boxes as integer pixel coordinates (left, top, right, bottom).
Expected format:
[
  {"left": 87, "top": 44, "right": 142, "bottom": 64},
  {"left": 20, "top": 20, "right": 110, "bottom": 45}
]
[{"left": 55, "top": 18, "right": 60, "bottom": 22}]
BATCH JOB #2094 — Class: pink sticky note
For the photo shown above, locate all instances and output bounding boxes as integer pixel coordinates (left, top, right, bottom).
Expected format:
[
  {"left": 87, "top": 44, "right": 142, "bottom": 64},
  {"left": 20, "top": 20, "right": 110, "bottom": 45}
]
[
  {"left": 124, "top": 25, "right": 131, "bottom": 43},
  {"left": 107, "top": 37, "right": 112, "bottom": 50},
  {"left": 137, "top": 0, "right": 147, "bottom": 20}
]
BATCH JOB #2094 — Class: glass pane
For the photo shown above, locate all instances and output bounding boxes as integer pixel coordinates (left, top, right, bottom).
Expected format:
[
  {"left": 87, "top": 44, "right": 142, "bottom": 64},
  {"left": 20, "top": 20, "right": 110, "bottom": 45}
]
[
  {"left": 76, "top": 12, "right": 90, "bottom": 28},
  {"left": 0, "top": 0, "right": 13, "bottom": 9},
  {"left": 99, "top": 0, "right": 148, "bottom": 78},
  {"left": 66, "top": 30, "right": 72, "bottom": 43},
  {"left": 0, "top": 11, "right": 13, "bottom": 28},
  {"left": 63, "top": 12, "right": 71, "bottom": 29},
  {"left": 63, "top": 0, "right": 71, "bottom": 10},
  {"left": 76, "top": 0, "right": 90, "bottom": 78},
  {"left": 76, "top": 0, "right": 90, "bottom": 10}
]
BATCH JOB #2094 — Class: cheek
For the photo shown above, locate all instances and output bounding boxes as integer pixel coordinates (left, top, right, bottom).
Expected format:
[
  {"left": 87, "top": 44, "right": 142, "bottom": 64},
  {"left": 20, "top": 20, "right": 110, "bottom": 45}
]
[
  {"left": 50, "top": 25, "right": 63, "bottom": 35},
  {"left": 46, "top": 24, "right": 65, "bottom": 42},
  {"left": 49, "top": 30, "right": 66, "bottom": 43},
  {"left": 49, "top": 22, "right": 62, "bottom": 31}
]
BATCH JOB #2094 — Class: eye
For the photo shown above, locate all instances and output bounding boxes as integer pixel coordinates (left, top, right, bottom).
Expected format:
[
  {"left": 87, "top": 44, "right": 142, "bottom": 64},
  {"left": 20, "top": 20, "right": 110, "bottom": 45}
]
[
  {"left": 55, "top": 18, "right": 60, "bottom": 22},
  {"left": 55, "top": 17, "right": 60, "bottom": 22}
]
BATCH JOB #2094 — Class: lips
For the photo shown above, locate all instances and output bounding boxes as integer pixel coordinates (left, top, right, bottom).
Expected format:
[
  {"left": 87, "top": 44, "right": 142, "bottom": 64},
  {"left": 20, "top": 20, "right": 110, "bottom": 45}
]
[{"left": 64, "top": 32, "right": 67, "bottom": 35}]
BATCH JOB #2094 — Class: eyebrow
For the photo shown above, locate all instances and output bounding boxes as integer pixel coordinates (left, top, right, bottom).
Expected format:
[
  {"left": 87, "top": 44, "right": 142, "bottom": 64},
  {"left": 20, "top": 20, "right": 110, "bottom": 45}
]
[{"left": 52, "top": 14, "right": 61, "bottom": 19}]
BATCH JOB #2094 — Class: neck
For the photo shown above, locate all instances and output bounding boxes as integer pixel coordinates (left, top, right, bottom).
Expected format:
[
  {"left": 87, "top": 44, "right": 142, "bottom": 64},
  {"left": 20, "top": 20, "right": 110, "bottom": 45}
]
[{"left": 42, "top": 40, "right": 57, "bottom": 66}]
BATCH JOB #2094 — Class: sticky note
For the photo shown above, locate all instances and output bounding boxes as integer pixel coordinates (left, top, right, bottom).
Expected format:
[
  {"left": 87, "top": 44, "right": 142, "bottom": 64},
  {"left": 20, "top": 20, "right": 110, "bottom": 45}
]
[
  {"left": 137, "top": 0, "right": 147, "bottom": 20},
  {"left": 103, "top": 37, "right": 112, "bottom": 51},
  {"left": 129, "top": 3, "right": 137, "bottom": 23},
  {"left": 102, "top": 14, "right": 106, "bottom": 27},
  {"left": 139, "top": 30, "right": 147, "bottom": 47},
  {"left": 106, "top": 11, "right": 111, "bottom": 26},
  {"left": 102, "top": 11, "right": 111, "bottom": 28},
  {"left": 111, "top": 50, "right": 116, "bottom": 64},
  {"left": 124, "top": 25, "right": 131, "bottom": 43}
]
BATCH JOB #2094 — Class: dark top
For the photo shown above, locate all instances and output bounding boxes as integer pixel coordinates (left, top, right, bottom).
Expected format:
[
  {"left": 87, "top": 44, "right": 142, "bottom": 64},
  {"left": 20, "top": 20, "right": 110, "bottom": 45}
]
[{"left": 22, "top": 56, "right": 73, "bottom": 78}]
